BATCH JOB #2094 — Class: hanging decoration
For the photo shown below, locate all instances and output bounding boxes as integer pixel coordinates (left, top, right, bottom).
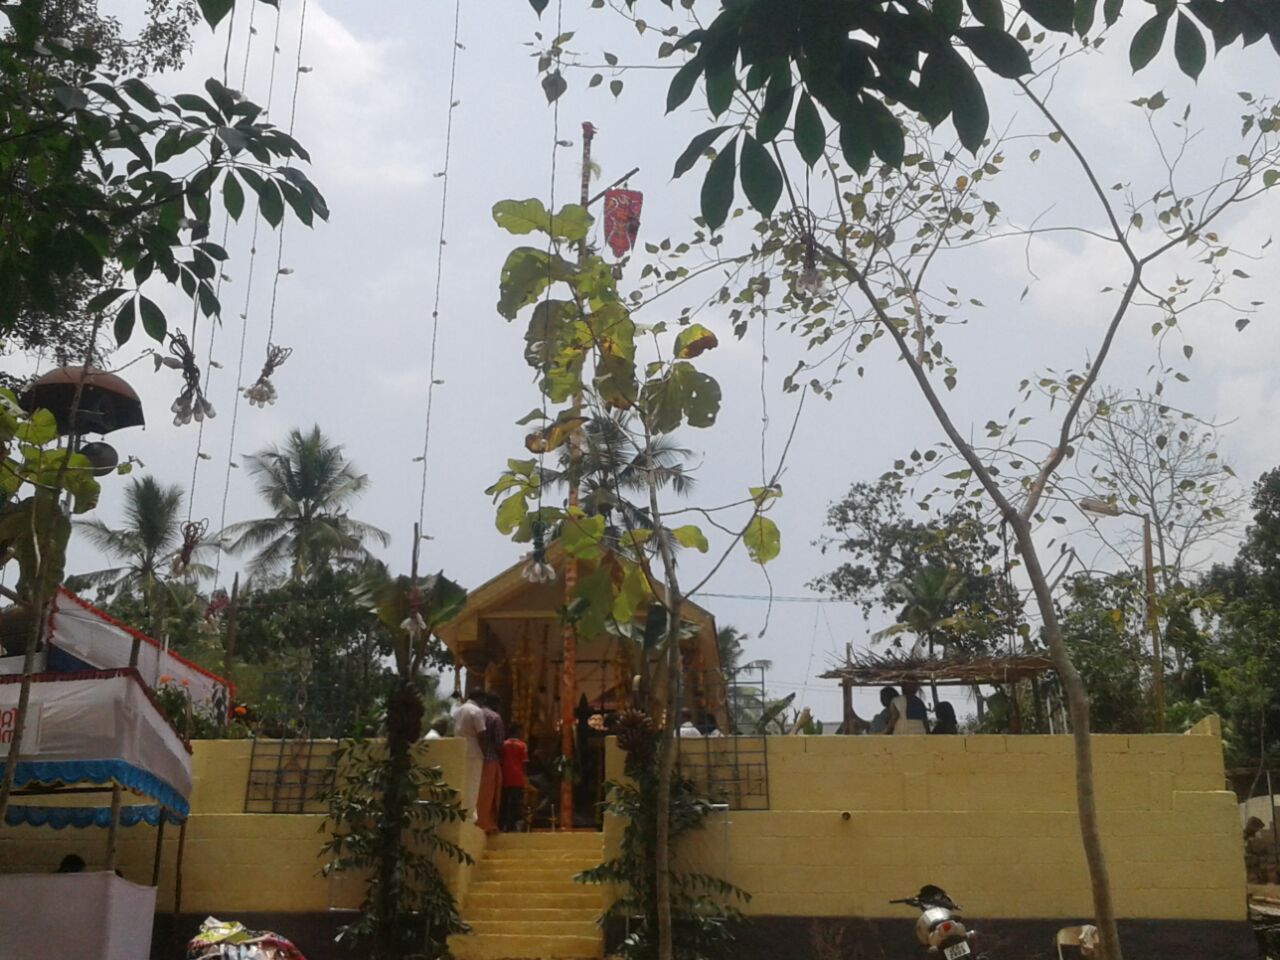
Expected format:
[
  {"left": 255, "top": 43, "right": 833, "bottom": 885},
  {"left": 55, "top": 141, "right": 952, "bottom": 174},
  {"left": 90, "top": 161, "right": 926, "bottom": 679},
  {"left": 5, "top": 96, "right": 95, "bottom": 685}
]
[
  {"left": 603, "top": 187, "right": 643, "bottom": 258},
  {"left": 242, "top": 343, "right": 292, "bottom": 408},
  {"left": 159, "top": 332, "right": 216, "bottom": 426},
  {"left": 521, "top": 520, "right": 556, "bottom": 584},
  {"left": 171, "top": 519, "right": 209, "bottom": 575}
]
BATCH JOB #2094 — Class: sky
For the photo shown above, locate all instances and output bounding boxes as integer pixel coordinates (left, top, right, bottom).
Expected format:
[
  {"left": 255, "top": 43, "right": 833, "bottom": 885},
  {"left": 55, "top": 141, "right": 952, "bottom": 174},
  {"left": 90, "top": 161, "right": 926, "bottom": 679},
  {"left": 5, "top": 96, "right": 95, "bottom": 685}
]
[{"left": 32, "top": 0, "right": 1280, "bottom": 723}]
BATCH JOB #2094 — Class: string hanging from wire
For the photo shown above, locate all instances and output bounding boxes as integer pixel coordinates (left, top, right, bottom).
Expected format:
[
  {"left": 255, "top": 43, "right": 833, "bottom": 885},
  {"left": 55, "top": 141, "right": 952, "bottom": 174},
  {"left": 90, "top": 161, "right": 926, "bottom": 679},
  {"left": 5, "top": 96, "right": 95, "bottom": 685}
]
[
  {"left": 521, "top": 0, "right": 565, "bottom": 586},
  {"left": 185, "top": 0, "right": 259, "bottom": 524},
  {"left": 211, "top": 0, "right": 287, "bottom": 590},
  {"left": 243, "top": 0, "right": 310, "bottom": 409},
  {"left": 413, "top": 0, "right": 465, "bottom": 537}
]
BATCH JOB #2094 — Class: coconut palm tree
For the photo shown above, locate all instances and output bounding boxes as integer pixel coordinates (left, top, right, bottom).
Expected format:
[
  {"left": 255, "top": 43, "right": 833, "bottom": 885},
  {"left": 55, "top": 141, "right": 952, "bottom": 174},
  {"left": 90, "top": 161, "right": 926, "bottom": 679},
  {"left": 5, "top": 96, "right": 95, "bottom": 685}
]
[
  {"left": 72, "top": 476, "right": 212, "bottom": 595},
  {"left": 70, "top": 476, "right": 214, "bottom": 635},
  {"left": 221, "top": 425, "right": 390, "bottom": 580},
  {"left": 540, "top": 409, "right": 696, "bottom": 555}
]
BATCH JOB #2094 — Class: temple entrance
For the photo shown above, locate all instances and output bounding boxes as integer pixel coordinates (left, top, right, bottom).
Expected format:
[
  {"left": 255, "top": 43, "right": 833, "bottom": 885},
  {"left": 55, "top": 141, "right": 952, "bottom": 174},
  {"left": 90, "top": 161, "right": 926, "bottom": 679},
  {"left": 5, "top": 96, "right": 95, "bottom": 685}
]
[{"left": 437, "top": 546, "right": 727, "bottom": 829}]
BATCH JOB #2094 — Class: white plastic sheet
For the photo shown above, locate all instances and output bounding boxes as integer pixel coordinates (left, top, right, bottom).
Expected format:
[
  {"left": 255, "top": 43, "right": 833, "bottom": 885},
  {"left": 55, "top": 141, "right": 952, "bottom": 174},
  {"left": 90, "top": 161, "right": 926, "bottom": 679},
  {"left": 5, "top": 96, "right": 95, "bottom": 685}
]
[
  {"left": 48, "top": 588, "right": 229, "bottom": 708},
  {"left": 0, "top": 669, "right": 192, "bottom": 808},
  {"left": 0, "top": 871, "right": 157, "bottom": 960}
]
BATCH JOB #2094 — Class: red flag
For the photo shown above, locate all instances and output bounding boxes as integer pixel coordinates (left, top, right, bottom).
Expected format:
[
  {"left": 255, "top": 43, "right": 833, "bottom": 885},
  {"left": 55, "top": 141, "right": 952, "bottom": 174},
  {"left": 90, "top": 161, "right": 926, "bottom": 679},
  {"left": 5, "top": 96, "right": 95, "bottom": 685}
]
[{"left": 603, "top": 188, "right": 643, "bottom": 257}]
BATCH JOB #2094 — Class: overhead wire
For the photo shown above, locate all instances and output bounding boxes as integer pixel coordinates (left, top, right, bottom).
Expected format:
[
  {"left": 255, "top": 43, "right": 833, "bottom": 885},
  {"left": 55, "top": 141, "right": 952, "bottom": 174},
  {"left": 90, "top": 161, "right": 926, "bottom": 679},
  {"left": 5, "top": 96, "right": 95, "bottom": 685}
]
[
  {"left": 260, "top": 0, "right": 310, "bottom": 355},
  {"left": 187, "top": 0, "right": 258, "bottom": 523},
  {"left": 212, "top": 1, "right": 287, "bottom": 589},
  {"left": 415, "top": 0, "right": 465, "bottom": 534}
]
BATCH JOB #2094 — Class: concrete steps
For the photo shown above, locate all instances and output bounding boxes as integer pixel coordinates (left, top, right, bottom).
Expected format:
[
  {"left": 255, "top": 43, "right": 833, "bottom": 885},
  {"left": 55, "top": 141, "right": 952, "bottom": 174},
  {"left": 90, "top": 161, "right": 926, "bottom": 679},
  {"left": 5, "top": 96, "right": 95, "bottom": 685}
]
[{"left": 449, "top": 832, "right": 606, "bottom": 960}]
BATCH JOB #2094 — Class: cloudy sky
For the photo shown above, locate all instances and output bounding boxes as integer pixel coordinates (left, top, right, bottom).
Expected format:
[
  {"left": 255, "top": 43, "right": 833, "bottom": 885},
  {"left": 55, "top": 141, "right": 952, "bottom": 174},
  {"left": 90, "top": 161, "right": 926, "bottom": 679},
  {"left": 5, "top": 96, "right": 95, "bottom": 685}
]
[{"left": 44, "top": 0, "right": 1280, "bottom": 721}]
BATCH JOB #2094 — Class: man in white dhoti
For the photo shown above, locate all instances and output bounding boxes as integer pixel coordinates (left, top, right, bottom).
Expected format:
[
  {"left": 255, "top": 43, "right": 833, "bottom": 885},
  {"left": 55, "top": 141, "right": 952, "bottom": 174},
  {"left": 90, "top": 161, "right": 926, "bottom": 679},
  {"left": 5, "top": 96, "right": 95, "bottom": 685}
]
[{"left": 451, "top": 690, "right": 487, "bottom": 823}]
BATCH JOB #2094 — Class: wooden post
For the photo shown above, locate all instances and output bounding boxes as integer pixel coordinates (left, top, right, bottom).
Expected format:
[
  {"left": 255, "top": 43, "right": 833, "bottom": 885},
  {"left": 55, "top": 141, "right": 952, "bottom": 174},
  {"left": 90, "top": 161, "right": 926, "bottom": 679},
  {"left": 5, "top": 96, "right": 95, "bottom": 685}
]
[
  {"left": 151, "top": 817, "right": 166, "bottom": 886},
  {"left": 173, "top": 816, "right": 188, "bottom": 916},
  {"left": 841, "top": 680, "right": 854, "bottom": 736},
  {"left": 105, "top": 781, "right": 123, "bottom": 870},
  {"left": 1143, "top": 515, "right": 1165, "bottom": 732},
  {"left": 222, "top": 573, "right": 240, "bottom": 686},
  {"left": 559, "top": 121, "right": 595, "bottom": 831}
]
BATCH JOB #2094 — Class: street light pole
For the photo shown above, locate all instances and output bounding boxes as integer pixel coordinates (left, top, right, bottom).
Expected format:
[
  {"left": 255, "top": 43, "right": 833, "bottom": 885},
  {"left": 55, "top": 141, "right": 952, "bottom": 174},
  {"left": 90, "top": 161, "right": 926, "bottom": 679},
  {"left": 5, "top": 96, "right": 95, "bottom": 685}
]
[
  {"left": 1141, "top": 514, "right": 1164, "bottom": 732},
  {"left": 1077, "top": 498, "right": 1165, "bottom": 733}
]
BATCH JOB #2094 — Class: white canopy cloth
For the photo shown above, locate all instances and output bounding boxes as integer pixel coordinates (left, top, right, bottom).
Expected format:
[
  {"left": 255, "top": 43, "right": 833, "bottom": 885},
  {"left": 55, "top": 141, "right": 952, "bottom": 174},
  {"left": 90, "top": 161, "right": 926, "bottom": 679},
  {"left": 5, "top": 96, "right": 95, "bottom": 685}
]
[
  {"left": 47, "top": 587, "right": 230, "bottom": 708},
  {"left": 0, "top": 871, "right": 157, "bottom": 960},
  {"left": 0, "top": 668, "right": 192, "bottom": 815}
]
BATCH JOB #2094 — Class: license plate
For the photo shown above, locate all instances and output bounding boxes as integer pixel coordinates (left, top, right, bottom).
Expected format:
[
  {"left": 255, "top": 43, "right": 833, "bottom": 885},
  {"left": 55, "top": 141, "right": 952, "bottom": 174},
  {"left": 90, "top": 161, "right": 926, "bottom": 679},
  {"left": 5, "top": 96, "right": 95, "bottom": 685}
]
[{"left": 943, "top": 943, "right": 972, "bottom": 960}]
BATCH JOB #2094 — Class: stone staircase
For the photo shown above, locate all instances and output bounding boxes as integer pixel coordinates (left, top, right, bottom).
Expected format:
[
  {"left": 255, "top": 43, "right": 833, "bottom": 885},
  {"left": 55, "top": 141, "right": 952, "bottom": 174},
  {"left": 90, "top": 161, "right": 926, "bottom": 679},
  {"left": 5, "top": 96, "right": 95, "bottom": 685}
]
[{"left": 448, "top": 831, "right": 605, "bottom": 960}]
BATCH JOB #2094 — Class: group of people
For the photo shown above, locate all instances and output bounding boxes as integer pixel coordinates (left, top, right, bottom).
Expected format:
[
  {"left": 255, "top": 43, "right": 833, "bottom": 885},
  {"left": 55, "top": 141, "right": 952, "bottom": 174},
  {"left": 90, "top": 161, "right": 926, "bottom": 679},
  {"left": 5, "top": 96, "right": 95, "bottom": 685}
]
[
  {"left": 443, "top": 690, "right": 529, "bottom": 834},
  {"left": 868, "top": 682, "right": 959, "bottom": 735}
]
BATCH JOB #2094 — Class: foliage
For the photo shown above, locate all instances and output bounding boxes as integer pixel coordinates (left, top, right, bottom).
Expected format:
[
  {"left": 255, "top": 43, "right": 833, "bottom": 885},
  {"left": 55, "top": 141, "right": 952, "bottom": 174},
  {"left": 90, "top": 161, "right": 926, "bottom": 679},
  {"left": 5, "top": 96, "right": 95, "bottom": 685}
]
[
  {"left": 229, "top": 566, "right": 396, "bottom": 738},
  {"left": 318, "top": 564, "right": 470, "bottom": 959},
  {"left": 578, "top": 724, "right": 749, "bottom": 960},
  {"left": 320, "top": 733, "right": 472, "bottom": 960},
  {"left": 70, "top": 475, "right": 213, "bottom": 599},
  {"left": 813, "top": 477, "right": 1020, "bottom": 655},
  {"left": 0, "top": 0, "right": 199, "bottom": 383},
  {"left": 1190, "top": 467, "right": 1280, "bottom": 765},
  {"left": 0, "top": 0, "right": 326, "bottom": 348},
  {"left": 527, "top": 0, "right": 1280, "bottom": 229},
  {"left": 1057, "top": 570, "right": 1153, "bottom": 734},
  {"left": 221, "top": 425, "right": 390, "bottom": 580},
  {"left": 1073, "top": 391, "right": 1242, "bottom": 587},
  {"left": 0, "top": 389, "right": 103, "bottom": 599}
]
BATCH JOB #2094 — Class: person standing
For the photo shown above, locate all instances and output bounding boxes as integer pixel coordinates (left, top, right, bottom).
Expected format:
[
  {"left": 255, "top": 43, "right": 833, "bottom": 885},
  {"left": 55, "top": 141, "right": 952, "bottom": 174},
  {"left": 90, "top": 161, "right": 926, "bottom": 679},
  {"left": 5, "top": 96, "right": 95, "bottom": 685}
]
[
  {"left": 477, "top": 693, "right": 506, "bottom": 834},
  {"left": 931, "top": 701, "right": 959, "bottom": 735},
  {"left": 500, "top": 723, "right": 528, "bottom": 832},
  {"left": 870, "top": 686, "right": 899, "bottom": 734},
  {"left": 676, "top": 708, "right": 703, "bottom": 738},
  {"left": 889, "top": 682, "right": 930, "bottom": 735},
  {"left": 450, "top": 691, "right": 487, "bottom": 825}
]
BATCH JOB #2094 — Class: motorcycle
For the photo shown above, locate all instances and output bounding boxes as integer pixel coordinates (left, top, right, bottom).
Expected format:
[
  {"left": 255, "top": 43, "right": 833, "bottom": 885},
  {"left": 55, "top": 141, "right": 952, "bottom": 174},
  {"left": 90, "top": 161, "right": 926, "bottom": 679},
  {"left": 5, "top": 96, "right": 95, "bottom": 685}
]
[{"left": 890, "top": 885, "right": 984, "bottom": 960}]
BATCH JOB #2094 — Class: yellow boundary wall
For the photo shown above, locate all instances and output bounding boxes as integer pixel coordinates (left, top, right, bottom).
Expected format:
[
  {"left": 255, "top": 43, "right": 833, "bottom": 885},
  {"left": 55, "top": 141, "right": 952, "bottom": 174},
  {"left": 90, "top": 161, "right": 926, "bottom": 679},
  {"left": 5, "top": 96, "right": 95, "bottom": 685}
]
[
  {"left": 603, "top": 717, "right": 1245, "bottom": 920},
  {"left": 0, "top": 720, "right": 1244, "bottom": 922},
  {"left": 0, "top": 738, "right": 484, "bottom": 914}
]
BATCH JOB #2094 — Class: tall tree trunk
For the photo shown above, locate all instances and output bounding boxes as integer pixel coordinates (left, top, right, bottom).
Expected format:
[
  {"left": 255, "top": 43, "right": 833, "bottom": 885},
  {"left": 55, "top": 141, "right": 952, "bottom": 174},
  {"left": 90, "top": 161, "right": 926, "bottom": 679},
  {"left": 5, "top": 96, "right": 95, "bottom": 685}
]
[
  {"left": 1012, "top": 517, "right": 1121, "bottom": 960},
  {"left": 653, "top": 637, "right": 680, "bottom": 960}
]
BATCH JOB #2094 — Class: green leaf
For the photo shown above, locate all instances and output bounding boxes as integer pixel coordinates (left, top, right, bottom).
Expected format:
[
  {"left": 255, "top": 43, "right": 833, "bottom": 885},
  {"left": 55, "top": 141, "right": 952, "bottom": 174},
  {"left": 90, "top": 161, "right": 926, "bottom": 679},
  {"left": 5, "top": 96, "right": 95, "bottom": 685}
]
[
  {"left": 528, "top": 0, "right": 549, "bottom": 13},
  {"left": 541, "top": 70, "right": 567, "bottom": 103},
  {"left": 610, "top": 79, "right": 624, "bottom": 98},
  {"left": 863, "top": 95, "right": 905, "bottom": 166},
  {"left": 756, "top": 68, "right": 794, "bottom": 143},
  {"left": 138, "top": 296, "right": 166, "bottom": 342},
  {"left": 672, "top": 525, "right": 709, "bottom": 553},
  {"left": 1263, "top": 169, "right": 1280, "bottom": 188},
  {"left": 1019, "top": 0, "right": 1074, "bottom": 32},
  {"left": 121, "top": 78, "right": 161, "bottom": 113},
  {"left": 256, "top": 180, "right": 284, "bottom": 227},
  {"left": 642, "top": 361, "right": 722, "bottom": 432},
  {"left": 222, "top": 171, "right": 245, "bottom": 220},
  {"left": 495, "top": 493, "right": 528, "bottom": 535},
  {"left": 934, "top": 0, "right": 963, "bottom": 31},
  {"left": 1103, "top": 0, "right": 1122, "bottom": 26},
  {"left": 561, "top": 511, "right": 606, "bottom": 561},
  {"left": 946, "top": 55, "right": 989, "bottom": 153},
  {"left": 667, "top": 56, "right": 703, "bottom": 113},
  {"left": 1073, "top": 0, "right": 1099, "bottom": 35},
  {"left": 1174, "top": 12, "right": 1207, "bottom": 79},
  {"left": 958, "top": 27, "right": 1032, "bottom": 78},
  {"left": 700, "top": 135, "right": 737, "bottom": 230},
  {"left": 113, "top": 298, "right": 137, "bottom": 345},
  {"left": 86, "top": 287, "right": 126, "bottom": 312},
  {"left": 743, "top": 515, "right": 781, "bottom": 564},
  {"left": 1131, "top": 12, "right": 1172, "bottom": 71},
  {"left": 493, "top": 198, "right": 551, "bottom": 235},
  {"left": 794, "top": 93, "right": 825, "bottom": 167},
  {"left": 674, "top": 323, "right": 719, "bottom": 359},
  {"left": 15, "top": 409, "right": 57, "bottom": 445},
  {"left": 966, "top": 0, "right": 1005, "bottom": 29},
  {"left": 672, "top": 125, "right": 729, "bottom": 179},
  {"left": 197, "top": 0, "right": 234, "bottom": 28},
  {"left": 705, "top": 60, "right": 734, "bottom": 116},
  {"left": 739, "top": 133, "right": 783, "bottom": 216},
  {"left": 839, "top": 103, "right": 874, "bottom": 174},
  {"left": 499, "top": 247, "right": 552, "bottom": 320}
]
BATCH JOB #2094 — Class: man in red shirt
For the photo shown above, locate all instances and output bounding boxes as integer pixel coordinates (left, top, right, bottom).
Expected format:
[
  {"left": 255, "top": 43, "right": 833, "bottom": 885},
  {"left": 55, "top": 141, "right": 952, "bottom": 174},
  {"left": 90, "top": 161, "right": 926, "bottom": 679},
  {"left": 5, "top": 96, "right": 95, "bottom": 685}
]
[{"left": 499, "top": 723, "right": 528, "bottom": 832}]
